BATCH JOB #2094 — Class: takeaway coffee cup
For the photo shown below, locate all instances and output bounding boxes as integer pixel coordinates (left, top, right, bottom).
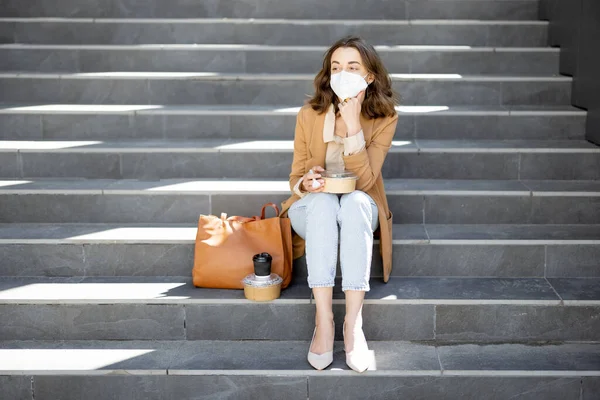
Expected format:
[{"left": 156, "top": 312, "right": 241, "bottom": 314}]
[{"left": 252, "top": 252, "right": 272, "bottom": 276}]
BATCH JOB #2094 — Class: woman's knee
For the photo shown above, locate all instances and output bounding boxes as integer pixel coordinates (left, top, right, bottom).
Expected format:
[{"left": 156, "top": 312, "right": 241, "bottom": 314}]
[
  {"left": 307, "top": 192, "right": 340, "bottom": 214},
  {"left": 338, "top": 191, "right": 373, "bottom": 218}
]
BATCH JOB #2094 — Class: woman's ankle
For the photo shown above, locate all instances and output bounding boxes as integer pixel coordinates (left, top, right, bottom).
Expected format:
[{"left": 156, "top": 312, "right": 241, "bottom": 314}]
[{"left": 315, "top": 312, "right": 334, "bottom": 326}]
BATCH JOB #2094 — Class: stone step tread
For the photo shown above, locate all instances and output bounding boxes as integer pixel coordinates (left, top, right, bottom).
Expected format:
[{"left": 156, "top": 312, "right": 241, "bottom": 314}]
[
  {"left": 0, "top": 276, "right": 598, "bottom": 305},
  {"left": 0, "top": 72, "right": 570, "bottom": 82},
  {"left": 0, "top": 0, "right": 542, "bottom": 20},
  {"left": 0, "top": 103, "right": 586, "bottom": 115},
  {"left": 0, "top": 80, "right": 574, "bottom": 107},
  {"left": 0, "top": 19, "right": 549, "bottom": 48},
  {"left": 1, "top": 139, "right": 598, "bottom": 153},
  {"left": 0, "top": 223, "right": 598, "bottom": 244},
  {"left": 0, "top": 43, "right": 559, "bottom": 51},
  {"left": 1, "top": 178, "right": 600, "bottom": 195},
  {"left": 0, "top": 47, "right": 560, "bottom": 75},
  {"left": 0, "top": 340, "right": 598, "bottom": 376},
  {"left": 0, "top": 17, "right": 551, "bottom": 25}
]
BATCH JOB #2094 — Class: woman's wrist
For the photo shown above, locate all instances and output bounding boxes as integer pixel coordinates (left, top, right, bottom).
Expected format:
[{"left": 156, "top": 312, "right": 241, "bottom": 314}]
[
  {"left": 346, "top": 123, "right": 362, "bottom": 137},
  {"left": 300, "top": 180, "right": 310, "bottom": 192}
]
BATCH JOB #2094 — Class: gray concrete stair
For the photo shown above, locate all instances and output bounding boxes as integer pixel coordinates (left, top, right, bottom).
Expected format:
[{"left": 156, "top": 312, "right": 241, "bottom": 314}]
[
  {"left": 0, "top": 104, "right": 587, "bottom": 141},
  {"left": 0, "top": 178, "right": 599, "bottom": 224},
  {"left": 0, "top": 277, "right": 599, "bottom": 342},
  {"left": 0, "top": 44, "right": 561, "bottom": 74},
  {"left": 0, "top": 73, "right": 573, "bottom": 106},
  {"left": 0, "top": 339, "right": 597, "bottom": 374},
  {"left": 1, "top": 276, "right": 599, "bottom": 305},
  {"left": 0, "top": 19, "right": 549, "bottom": 47},
  {"left": 2, "top": 0, "right": 600, "bottom": 398},
  {"left": 0, "top": 0, "right": 541, "bottom": 20},
  {"left": 0, "top": 223, "right": 598, "bottom": 279},
  {"left": 1, "top": 139, "right": 598, "bottom": 180},
  {"left": 0, "top": 340, "right": 597, "bottom": 399}
]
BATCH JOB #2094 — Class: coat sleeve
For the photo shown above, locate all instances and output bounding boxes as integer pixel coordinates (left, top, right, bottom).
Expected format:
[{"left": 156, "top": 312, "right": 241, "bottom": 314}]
[
  {"left": 341, "top": 113, "right": 398, "bottom": 193},
  {"left": 289, "top": 107, "right": 309, "bottom": 193}
]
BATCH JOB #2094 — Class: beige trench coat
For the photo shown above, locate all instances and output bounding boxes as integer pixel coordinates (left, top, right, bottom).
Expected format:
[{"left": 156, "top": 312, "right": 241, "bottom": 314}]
[{"left": 279, "top": 104, "right": 399, "bottom": 282}]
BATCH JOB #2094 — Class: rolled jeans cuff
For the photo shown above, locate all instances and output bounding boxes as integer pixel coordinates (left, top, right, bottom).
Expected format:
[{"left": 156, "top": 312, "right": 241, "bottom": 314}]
[
  {"left": 308, "top": 282, "right": 335, "bottom": 289},
  {"left": 342, "top": 285, "right": 370, "bottom": 292}
]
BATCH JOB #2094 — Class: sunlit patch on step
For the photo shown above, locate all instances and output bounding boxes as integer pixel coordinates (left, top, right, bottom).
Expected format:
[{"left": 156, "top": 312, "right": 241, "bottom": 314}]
[
  {"left": 0, "top": 349, "right": 155, "bottom": 371},
  {"left": 390, "top": 74, "right": 463, "bottom": 80},
  {"left": 215, "top": 141, "right": 294, "bottom": 151},
  {"left": 0, "top": 282, "right": 188, "bottom": 301},
  {"left": 391, "top": 141, "right": 413, "bottom": 147},
  {"left": 0, "top": 141, "right": 103, "bottom": 150},
  {"left": 141, "top": 180, "right": 289, "bottom": 193},
  {"left": 396, "top": 106, "right": 450, "bottom": 113},
  {"left": 273, "top": 106, "right": 302, "bottom": 113},
  {"left": 0, "top": 104, "right": 165, "bottom": 113},
  {"left": 66, "top": 227, "right": 197, "bottom": 242},
  {"left": 0, "top": 180, "right": 33, "bottom": 188},
  {"left": 63, "top": 72, "right": 221, "bottom": 78},
  {"left": 370, "top": 351, "right": 377, "bottom": 371},
  {"left": 375, "top": 45, "right": 473, "bottom": 50}
]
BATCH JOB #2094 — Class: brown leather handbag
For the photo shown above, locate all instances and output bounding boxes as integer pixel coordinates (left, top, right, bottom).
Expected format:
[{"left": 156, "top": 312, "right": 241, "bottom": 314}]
[{"left": 193, "top": 203, "right": 293, "bottom": 289}]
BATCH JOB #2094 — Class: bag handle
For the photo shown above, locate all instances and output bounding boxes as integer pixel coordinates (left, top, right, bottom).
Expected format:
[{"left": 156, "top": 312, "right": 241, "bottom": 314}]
[
  {"left": 216, "top": 203, "right": 279, "bottom": 224},
  {"left": 221, "top": 213, "right": 259, "bottom": 223},
  {"left": 260, "top": 203, "right": 280, "bottom": 220}
]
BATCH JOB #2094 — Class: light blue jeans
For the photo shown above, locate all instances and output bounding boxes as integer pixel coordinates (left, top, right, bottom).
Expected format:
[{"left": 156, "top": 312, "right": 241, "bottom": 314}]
[{"left": 288, "top": 191, "right": 379, "bottom": 292}]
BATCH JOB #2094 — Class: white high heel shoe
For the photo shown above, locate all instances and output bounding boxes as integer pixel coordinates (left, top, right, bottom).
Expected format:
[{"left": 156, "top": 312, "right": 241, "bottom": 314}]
[
  {"left": 307, "top": 323, "right": 334, "bottom": 370},
  {"left": 343, "top": 321, "right": 372, "bottom": 373}
]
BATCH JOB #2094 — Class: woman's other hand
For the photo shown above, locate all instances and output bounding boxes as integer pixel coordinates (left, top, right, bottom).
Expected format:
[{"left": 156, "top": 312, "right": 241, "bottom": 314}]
[
  {"left": 339, "top": 90, "right": 365, "bottom": 136},
  {"left": 302, "top": 166, "right": 325, "bottom": 193}
]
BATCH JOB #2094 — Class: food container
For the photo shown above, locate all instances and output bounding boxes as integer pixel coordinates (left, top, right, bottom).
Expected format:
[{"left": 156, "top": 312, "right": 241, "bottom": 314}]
[
  {"left": 242, "top": 273, "right": 283, "bottom": 302},
  {"left": 322, "top": 170, "right": 358, "bottom": 194}
]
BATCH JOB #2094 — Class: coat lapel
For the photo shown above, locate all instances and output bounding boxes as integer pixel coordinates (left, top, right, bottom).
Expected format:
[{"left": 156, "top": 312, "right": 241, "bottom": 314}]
[
  {"left": 308, "top": 110, "right": 328, "bottom": 168},
  {"left": 360, "top": 113, "right": 375, "bottom": 143}
]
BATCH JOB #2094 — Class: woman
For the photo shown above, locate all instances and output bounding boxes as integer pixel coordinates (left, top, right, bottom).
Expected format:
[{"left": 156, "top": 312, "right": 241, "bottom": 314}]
[{"left": 279, "top": 36, "right": 399, "bottom": 372}]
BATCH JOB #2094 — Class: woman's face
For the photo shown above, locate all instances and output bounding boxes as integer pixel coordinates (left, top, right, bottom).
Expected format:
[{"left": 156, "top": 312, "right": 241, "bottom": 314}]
[{"left": 330, "top": 46, "right": 373, "bottom": 84}]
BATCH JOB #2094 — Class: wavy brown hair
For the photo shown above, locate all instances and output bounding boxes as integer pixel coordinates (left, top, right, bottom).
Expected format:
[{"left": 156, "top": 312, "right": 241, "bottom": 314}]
[{"left": 308, "top": 36, "right": 398, "bottom": 119}]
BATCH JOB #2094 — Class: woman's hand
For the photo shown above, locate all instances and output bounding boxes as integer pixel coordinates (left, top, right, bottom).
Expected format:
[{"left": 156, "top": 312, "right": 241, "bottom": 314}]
[
  {"left": 338, "top": 90, "right": 365, "bottom": 137},
  {"left": 301, "top": 166, "right": 325, "bottom": 193}
]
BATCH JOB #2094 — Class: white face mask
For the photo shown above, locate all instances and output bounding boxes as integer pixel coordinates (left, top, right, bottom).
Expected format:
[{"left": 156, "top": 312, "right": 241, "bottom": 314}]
[{"left": 329, "top": 70, "right": 369, "bottom": 101}]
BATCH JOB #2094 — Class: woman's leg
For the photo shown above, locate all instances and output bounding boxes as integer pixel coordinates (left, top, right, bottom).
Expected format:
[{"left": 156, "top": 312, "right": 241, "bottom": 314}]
[
  {"left": 343, "top": 291, "right": 366, "bottom": 352},
  {"left": 288, "top": 192, "right": 340, "bottom": 355},
  {"left": 311, "top": 287, "right": 334, "bottom": 355},
  {"left": 337, "top": 191, "right": 379, "bottom": 355}
]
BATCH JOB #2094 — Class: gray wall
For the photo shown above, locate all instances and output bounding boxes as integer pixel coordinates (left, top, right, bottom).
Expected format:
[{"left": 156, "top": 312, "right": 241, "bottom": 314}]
[{"left": 540, "top": 0, "right": 600, "bottom": 145}]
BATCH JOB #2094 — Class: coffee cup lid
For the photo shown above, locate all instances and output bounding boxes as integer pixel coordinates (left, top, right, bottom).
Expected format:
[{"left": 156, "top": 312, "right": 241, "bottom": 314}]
[{"left": 252, "top": 252, "right": 272, "bottom": 262}]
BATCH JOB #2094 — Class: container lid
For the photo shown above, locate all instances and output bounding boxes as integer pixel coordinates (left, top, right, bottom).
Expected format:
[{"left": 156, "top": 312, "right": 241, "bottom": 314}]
[
  {"left": 252, "top": 252, "right": 272, "bottom": 263},
  {"left": 321, "top": 170, "right": 358, "bottom": 180},
  {"left": 242, "top": 273, "right": 283, "bottom": 287}
]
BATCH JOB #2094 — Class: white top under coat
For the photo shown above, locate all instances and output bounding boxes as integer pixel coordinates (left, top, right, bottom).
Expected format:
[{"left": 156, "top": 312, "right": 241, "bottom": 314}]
[{"left": 293, "top": 104, "right": 366, "bottom": 197}]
